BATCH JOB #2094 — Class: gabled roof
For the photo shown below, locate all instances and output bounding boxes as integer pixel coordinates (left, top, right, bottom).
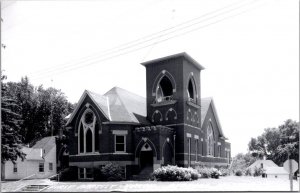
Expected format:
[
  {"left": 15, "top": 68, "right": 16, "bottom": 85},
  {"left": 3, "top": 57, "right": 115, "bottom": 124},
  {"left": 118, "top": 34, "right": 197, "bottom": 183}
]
[
  {"left": 22, "top": 147, "right": 43, "bottom": 160},
  {"left": 248, "top": 159, "right": 278, "bottom": 170},
  {"left": 141, "top": 52, "right": 205, "bottom": 70},
  {"left": 66, "top": 87, "right": 149, "bottom": 126},
  {"left": 201, "top": 97, "right": 226, "bottom": 138},
  {"left": 32, "top": 136, "right": 56, "bottom": 155},
  {"left": 265, "top": 167, "right": 288, "bottom": 175},
  {"left": 66, "top": 90, "right": 111, "bottom": 126}
]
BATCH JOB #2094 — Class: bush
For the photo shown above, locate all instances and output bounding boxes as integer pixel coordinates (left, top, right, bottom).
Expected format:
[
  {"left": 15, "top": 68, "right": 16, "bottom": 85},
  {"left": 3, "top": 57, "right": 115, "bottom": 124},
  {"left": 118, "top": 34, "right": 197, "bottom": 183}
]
[
  {"left": 196, "top": 166, "right": 212, "bottom": 178},
  {"left": 100, "top": 162, "right": 125, "bottom": 181},
  {"left": 235, "top": 169, "right": 243, "bottom": 176},
  {"left": 219, "top": 168, "right": 230, "bottom": 176},
  {"left": 50, "top": 167, "right": 77, "bottom": 181},
  {"left": 152, "top": 165, "right": 199, "bottom": 181},
  {"left": 244, "top": 168, "right": 252, "bottom": 176},
  {"left": 210, "top": 168, "right": 222, "bottom": 179},
  {"left": 253, "top": 167, "right": 264, "bottom": 177}
]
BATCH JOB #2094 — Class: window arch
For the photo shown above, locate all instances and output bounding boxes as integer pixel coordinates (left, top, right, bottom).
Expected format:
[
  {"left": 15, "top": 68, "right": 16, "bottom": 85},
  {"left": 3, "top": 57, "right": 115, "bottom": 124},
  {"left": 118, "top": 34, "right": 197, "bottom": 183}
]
[
  {"left": 187, "top": 75, "right": 197, "bottom": 102},
  {"left": 207, "top": 123, "right": 214, "bottom": 156},
  {"left": 78, "top": 109, "right": 96, "bottom": 154},
  {"left": 156, "top": 76, "right": 174, "bottom": 103}
]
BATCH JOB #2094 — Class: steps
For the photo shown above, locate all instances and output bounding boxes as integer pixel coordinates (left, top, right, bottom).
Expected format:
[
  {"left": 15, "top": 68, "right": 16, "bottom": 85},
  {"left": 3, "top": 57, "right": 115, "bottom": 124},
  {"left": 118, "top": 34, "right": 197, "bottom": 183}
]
[
  {"left": 20, "top": 185, "right": 49, "bottom": 192},
  {"left": 132, "top": 166, "right": 153, "bottom": 181}
]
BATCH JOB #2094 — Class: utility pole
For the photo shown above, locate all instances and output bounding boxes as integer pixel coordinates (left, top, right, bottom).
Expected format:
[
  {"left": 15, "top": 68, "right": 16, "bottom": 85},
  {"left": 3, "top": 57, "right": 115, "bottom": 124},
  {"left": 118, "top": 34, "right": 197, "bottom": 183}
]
[{"left": 50, "top": 79, "right": 54, "bottom": 136}]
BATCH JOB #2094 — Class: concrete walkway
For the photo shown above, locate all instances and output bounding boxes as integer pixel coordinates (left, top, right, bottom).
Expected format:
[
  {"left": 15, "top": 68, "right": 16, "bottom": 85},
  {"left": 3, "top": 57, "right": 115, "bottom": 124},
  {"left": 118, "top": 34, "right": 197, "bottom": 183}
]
[{"left": 1, "top": 176, "right": 299, "bottom": 192}]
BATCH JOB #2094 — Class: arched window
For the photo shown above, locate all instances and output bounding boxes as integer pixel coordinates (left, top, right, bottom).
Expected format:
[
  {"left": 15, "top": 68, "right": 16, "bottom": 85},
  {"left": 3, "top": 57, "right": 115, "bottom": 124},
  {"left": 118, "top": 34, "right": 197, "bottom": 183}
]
[
  {"left": 156, "top": 76, "right": 173, "bottom": 103},
  {"left": 187, "top": 77, "right": 196, "bottom": 102},
  {"left": 78, "top": 109, "right": 96, "bottom": 154},
  {"left": 86, "top": 129, "right": 93, "bottom": 152},
  {"left": 207, "top": 123, "right": 214, "bottom": 156},
  {"left": 79, "top": 125, "right": 84, "bottom": 153}
]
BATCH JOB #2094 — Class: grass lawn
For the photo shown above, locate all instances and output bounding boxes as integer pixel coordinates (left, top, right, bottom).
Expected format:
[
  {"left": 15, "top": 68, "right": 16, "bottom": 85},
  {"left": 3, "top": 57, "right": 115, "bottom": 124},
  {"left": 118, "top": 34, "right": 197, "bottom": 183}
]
[{"left": 1, "top": 176, "right": 299, "bottom": 192}]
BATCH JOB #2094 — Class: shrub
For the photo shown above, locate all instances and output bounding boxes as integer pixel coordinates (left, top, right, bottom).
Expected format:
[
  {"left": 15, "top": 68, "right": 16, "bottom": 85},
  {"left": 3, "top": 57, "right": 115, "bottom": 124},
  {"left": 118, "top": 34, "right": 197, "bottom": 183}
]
[
  {"left": 210, "top": 168, "right": 222, "bottom": 179},
  {"left": 244, "top": 168, "right": 252, "bottom": 176},
  {"left": 100, "top": 162, "right": 125, "bottom": 181},
  {"left": 219, "top": 167, "right": 230, "bottom": 176},
  {"left": 253, "top": 167, "right": 264, "bottom": 177},
  {"left": 196, "top": 166, "right": 212, "bottom": 178},
  {"left": 152, "top": 165, "right": 199, "bottom": 181},
  {"left": 50, "top": 167, "right": 77, "bottom": 181},
  {"left": 235, "top": 169, "right": 243, "bottom": 176}
]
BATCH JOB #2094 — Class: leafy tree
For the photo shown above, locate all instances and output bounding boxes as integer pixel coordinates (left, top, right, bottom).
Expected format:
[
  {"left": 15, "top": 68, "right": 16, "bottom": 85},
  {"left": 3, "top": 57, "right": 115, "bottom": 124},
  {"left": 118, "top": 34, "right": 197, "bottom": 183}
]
[
  {"left": 6, "top": 77, "right": 37, "bottom": 143},
  {"left": 5, "top": 77, "right": 75, "bottom": 144},
  {"left": 230, "top": 153, "right": 256, "bottom": 173},
  {"left": 1, "top": 75, "right": 25, "bottom": 163},
  {"left": 248, "top": 119, "right": 299, "bottom": 166}
]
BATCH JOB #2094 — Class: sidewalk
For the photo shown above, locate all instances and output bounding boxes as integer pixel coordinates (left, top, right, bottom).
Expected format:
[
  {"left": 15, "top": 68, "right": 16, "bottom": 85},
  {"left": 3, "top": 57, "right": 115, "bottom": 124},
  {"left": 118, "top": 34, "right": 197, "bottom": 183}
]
[{"left": 1, "top": 176, "right": 299, "bottom": 192}]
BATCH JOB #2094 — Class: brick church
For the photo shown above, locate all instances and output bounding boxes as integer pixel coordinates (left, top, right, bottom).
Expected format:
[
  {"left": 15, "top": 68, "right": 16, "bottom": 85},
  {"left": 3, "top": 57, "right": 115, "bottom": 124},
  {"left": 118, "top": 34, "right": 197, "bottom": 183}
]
[{"left": 65, "top": 52, "right": 231, "bottom": 180}]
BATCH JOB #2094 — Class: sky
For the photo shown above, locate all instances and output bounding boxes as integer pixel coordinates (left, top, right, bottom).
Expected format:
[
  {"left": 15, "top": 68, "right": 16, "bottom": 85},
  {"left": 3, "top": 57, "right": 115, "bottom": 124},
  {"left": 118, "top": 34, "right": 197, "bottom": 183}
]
[{"left": 1, "top": 0, "right": 299, "bottom": 156}]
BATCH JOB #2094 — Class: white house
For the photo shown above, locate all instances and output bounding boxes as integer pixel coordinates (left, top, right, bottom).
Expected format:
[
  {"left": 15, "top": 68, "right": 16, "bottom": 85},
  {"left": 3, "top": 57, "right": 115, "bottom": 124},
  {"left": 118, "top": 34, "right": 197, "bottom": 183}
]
[
  {"left": 4, "top": 136, "right": 57, "bottom": 180},
  {"left": 248, "top": 159, "right": 278, "bottom": 173},
  {"left": 265, "top": 166, "right": 289, "bottom": 179}
]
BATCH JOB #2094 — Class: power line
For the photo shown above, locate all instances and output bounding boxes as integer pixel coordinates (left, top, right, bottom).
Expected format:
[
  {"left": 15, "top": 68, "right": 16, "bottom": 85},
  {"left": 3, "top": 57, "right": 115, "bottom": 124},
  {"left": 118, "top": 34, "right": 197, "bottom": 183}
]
[
  {"left": 31, "top": 0, "right": 266, "bottom": 80},
  {"left": 31, "top": 0, "right": 261, "bottom": 80},
  {"left": 28, "top": 0, "right": 254, "bottom": 78}
]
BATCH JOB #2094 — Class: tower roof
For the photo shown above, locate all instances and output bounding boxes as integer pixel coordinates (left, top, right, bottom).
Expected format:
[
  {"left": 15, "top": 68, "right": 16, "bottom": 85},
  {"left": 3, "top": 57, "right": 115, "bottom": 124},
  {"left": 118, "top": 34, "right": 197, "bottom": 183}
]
[{"left": 141, "top": 52, "right": 205, "bottom": 70}]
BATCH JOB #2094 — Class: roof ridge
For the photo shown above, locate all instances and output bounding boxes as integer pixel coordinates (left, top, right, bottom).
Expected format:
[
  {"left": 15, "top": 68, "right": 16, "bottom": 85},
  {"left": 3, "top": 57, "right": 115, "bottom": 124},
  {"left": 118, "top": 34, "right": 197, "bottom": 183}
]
[{"left": 105, "top": 86, "right": 145, "bottom": 100}]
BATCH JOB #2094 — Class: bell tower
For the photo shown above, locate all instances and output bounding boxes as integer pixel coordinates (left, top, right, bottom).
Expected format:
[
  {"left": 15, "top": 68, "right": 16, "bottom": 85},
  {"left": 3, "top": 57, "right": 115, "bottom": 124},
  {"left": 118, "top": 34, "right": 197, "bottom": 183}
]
[
  {"left": 141, "top": 52, "right": 204, "bottom": 126},
  {"left": 141, "top": 52, "right": 204, "bottom": 167}
]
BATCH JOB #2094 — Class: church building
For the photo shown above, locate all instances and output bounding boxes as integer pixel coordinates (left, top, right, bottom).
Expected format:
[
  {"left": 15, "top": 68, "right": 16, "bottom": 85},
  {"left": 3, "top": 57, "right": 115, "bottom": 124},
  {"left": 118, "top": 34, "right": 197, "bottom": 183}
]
[{"left": 65, "top": 52, "right": 231, "bottom": 180}]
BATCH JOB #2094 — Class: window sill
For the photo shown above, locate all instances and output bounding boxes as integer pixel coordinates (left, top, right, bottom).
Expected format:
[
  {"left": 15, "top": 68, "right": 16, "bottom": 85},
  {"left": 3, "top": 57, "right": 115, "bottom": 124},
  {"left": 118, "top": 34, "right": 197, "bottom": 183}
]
[
  {"left": 77, "top": 152, "right": 100, "bottom": 156},
  {"left": 113, "top": 152, "right": 128, "bottom": 155},
  {"left": 151, "top": 100, "right": 177, "bottom": 107}
]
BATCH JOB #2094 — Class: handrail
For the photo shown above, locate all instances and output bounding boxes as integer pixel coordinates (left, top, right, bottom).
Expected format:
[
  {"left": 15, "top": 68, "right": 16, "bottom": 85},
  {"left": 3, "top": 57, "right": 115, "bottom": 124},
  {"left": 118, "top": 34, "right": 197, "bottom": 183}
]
[
  {"left": 48, "top": 173, "right": 60, "bottom": 181},
  {"left": 13, "top": 173, "right": 36, "bottom": 192}
]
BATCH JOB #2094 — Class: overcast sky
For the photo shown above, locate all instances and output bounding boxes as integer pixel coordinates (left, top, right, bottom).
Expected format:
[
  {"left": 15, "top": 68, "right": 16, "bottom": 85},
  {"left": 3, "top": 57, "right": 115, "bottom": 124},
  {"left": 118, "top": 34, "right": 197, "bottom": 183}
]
[{"left": 2, "top": 0, "right": 299, "bottom": 156}]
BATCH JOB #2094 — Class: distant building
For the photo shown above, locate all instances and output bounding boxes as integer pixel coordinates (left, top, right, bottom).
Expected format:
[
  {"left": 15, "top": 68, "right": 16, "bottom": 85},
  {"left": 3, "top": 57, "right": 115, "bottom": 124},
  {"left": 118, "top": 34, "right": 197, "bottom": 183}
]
[
  {"left": 66, "top": 53, "right": 231, "bottom": 180},
  {"left": 3, "top": 136, "right": 57, "bottom": 180},
  {"left": 248, "top": 159, "right": 278, "bottom": 173},
  {"left": 265, "top": 166, "right": 289, "bottom": 179}
]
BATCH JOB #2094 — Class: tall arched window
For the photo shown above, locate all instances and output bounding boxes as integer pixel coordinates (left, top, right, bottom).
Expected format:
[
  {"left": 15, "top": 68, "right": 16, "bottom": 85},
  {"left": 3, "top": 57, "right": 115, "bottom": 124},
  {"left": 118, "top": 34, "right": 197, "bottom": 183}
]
[
  {"left": 79, "top": 125, "right": 84, "bottom": 153},
  {"left": 156, "top": 76, "right": 173, "bottom": 103},
  {"left": 78, "top": 109, "right": 96, "bottom": 154},
  {"left": 86, "top": 129, "right": 93, "bottom": 152},
  {"left": 207, "top": 123, "right": 214, "bottom": 156},
  {"left": 187, "top": 77, "right": 196, "bottom": 102}
]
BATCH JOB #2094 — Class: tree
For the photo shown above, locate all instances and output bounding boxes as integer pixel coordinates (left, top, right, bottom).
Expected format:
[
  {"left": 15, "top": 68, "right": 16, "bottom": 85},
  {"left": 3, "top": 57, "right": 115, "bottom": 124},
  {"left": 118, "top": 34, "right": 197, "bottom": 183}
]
[
  {"left": 230, "top": 153, "right": 256, "bottom": 173},
  {"left": 6, "top": 77, "right": 38, "bottom": 144},
  {"left": 248, "top": 119, "right": 299, "bottom": 166},
  {"left": 1, "top": 75, "right": 25, "bottom": 163},
  {"left": 5, "top": 77, "right": 75, "bottom": 144}
]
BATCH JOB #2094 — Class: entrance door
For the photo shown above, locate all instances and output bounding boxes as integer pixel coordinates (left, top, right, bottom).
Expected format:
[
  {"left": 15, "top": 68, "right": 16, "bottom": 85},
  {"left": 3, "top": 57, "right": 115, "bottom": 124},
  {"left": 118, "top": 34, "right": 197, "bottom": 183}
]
[{"left": 139, "top": 143, "right": 153, "bottom": 170}]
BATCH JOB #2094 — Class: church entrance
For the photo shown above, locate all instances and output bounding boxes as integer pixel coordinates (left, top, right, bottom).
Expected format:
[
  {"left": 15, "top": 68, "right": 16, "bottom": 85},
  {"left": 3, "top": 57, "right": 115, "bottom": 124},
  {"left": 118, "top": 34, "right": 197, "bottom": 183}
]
[
  {"left": 140, "top": 151, "right": 153, "bottom": 168},
  {"left": 139, "top": 143, "right": 154, "bottom": 178}
]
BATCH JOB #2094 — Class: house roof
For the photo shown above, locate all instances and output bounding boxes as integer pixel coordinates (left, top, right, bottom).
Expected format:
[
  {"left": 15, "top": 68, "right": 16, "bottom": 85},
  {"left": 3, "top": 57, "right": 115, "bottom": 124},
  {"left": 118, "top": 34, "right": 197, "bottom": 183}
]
[
  {"left": 248, "top": 159, "right": 278, "bottom": 170},
  {"left": 141, "top": 52, "right": 205, "bottom": 70},
  {"left": 201, "top": 97, "right": 226, "bottom": 138},
  {"left": 21, "top": 147, "right": 43, "bottom": 161},
  {"left": 265, "top": 167, "right": 288, "bottom": 175},
  {"left": 32, "top": 136, "right": 56, "bottom": 155}
]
